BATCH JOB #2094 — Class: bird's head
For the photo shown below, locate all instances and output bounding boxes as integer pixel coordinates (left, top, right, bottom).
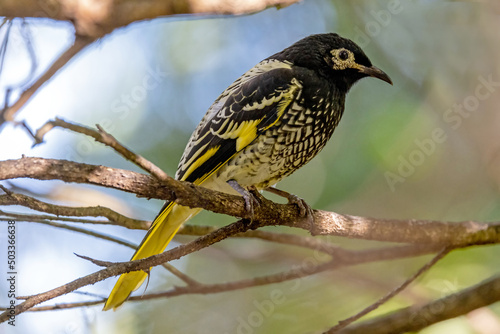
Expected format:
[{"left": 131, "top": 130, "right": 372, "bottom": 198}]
[{"left": 274, "top": 33, "right": 392, "bottom": 90}]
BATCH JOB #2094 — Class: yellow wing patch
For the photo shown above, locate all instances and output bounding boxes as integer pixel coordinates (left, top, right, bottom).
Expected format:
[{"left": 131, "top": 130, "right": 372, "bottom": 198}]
[
  {"left": 181, "top": 78, "right": 302, "bottom": 186},
  {"left": 234, "top": 120, "right": 261, "bottom": 151},
  {"left": 180, "top": 145, "right": 221, "bottom": 182}
]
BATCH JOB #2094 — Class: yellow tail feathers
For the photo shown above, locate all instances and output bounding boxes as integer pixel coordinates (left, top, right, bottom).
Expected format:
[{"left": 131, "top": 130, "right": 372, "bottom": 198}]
[{"left": 103, "top": 203, "right": 201, "bottom": 311}]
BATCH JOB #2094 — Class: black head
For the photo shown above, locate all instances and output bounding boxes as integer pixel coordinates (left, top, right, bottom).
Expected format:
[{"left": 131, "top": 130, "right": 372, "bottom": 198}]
[{"left": 270, "top": 33, "right": 392, "bottom": 91}]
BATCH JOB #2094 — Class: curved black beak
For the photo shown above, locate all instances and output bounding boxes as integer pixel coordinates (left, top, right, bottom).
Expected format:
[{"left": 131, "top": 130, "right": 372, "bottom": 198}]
[{"left": 359, "top": 65, "right": 393, "bottom": 85}]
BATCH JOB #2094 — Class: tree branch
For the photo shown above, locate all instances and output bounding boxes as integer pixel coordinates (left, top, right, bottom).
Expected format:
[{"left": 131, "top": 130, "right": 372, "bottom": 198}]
[
  {"left": 0, "top": 245, "right": 441, "bottom": 313},
  {"left": 2, "top": 157, "right": 500, "bottom": 245},
  {"left": 328, "top": 247, "right": 450, "bottom": 333},
  {"left": 2, "top": 3, "right": 490, "bottom": 332},
  {"left": 0, "top": 239, "right": 441, "bottom": 320},
  {"left": 34, "top": 118, "right": 170, "bottom": 182},
  {"left": 0, "top": 0, "right": 300, "bottom": 37},
  {"left": 0, "top": 191, "right": 148, "bottom": 229},
  {"left": 2, "top": 156, "right": 497, "bottom": 330},
  {"left": 339, "top": 273, "right": 500, "bottom": 334},
  {"left": 74, "top": 253, "right": 200, "bottom": 286},
  {"left": 0, "top": 209, "right": 340, "bottom": 255},
  {"left": 0, "top": 219, "right": 257, "bottom": 322},
  {"left": 2, "top": 127, "right": 500, "bottom": 328},
  {"left": 3, "top": 215, "right": 138, "bottom": 248},
  {"left": 0, "top": 1, "right": 299, "bottom": 133},
  {"left": 0, "top": 185, "right": 343, "bottom": 255}
]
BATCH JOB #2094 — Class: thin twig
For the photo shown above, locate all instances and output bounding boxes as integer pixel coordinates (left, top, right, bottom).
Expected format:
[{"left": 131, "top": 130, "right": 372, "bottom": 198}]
[
  {"left": 18, "top": 19, "right": 38, "bottom": 88},
  {"left": 0, "top": 191, "right": 148, "bottom": 229},
  {"left": 72, "top": 291, "right": 107, "bottom": 299},
  {"left": 74, "top": 251, "right": 200, "bottom": 286},
  {"left": 75, "top": 253, "right": 114, "bottom": 267},
  {"left": 12, "top": 119, "right": 37, "bottom": 139},
  {"left": 0, "top": 184, "right": 13, "bottom": 195},
  {"left": 338, "top": 273, "right": 500, "bottom": 334},
  {"left": 14, "top": 290, "right": 107, "bottom": 302},
  {"left": 1, "top": 35, "right": 95, "bottom": 126},
  {"left": 1, "top": 300, "right": 104, "bottom": 312},
  {"left": 0, "top": 20, "right": 12, "bottom": 98},
  {"left": 0, "top": 18, "right": 8, "bottom": 30},
  {"left": 0, "top": 19, "right": 39, "bottom": 117},
  {"left": 0, "top": 212, "right": 122, "bottom": 226},
  {"left": 326, "top": 247, "right": 450, "bottom": 333},
  {"left": 10, "top": 217, "right": 137, "bottom": 249},
  {"left": 179, "top": 224, "right": 343, "bottom": 254},
  {"left": 34, "top": 118, "right": 171, "bottom": 181}
]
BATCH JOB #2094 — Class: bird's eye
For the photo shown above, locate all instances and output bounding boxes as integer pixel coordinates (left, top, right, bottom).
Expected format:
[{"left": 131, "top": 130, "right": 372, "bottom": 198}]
[
  {"left": 329, "top": 48, "right": 354, "bottom": 70},
  {"left": 338, "top": 50, "right": 349, "bottom": 61}
]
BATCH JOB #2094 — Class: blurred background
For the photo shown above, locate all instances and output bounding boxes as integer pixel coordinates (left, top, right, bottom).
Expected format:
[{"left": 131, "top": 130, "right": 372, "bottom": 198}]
[{"left": 1, "top": 0, "right": 500, "bottom": 333}]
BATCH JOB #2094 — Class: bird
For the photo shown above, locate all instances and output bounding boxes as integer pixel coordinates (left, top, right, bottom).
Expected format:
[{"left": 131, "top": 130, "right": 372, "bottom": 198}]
[{"left": 103, "top": 33, "right": 392, "bottom": 310}]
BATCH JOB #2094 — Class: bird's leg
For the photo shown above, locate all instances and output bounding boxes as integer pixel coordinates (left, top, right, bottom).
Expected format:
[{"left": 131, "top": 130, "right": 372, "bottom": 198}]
[
  {"left": 227, "top": 180, "right": 261, "bottom": 221},
  {"left": 264, "top": 187, "right": 314, "bottom": 222}
]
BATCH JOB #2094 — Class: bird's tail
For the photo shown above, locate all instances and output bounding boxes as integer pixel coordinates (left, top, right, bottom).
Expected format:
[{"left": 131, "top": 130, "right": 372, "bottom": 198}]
[{"left": 103, "top": 203, "right": 201, "bottom": 311}]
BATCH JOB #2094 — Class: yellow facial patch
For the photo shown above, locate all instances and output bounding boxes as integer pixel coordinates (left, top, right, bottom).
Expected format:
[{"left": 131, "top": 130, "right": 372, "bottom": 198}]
[{"left": 330, "top": 48, "right": 358, "bottom": 71}]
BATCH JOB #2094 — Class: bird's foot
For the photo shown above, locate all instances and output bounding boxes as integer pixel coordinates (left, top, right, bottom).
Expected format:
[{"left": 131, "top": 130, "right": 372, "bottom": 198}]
[
  {"left": 286, "top": 193, "right": 314, "bottom": 218},
  {"left": 227, "top": 180, "right": 261, "bottom": 222},
  {"left": 264, "top": 187, "right": 315, "bottom": 227}
]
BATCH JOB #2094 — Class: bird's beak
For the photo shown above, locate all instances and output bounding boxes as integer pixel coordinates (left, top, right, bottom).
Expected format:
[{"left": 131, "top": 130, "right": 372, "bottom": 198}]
[{"left": 358, "top": 65, "right": 393, "bottom": 85}]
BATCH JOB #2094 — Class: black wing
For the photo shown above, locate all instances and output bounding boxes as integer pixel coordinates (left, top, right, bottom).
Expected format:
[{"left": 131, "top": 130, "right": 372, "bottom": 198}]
[{"left": 177, "top": 66, "right": 303, "bottom": 185}]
